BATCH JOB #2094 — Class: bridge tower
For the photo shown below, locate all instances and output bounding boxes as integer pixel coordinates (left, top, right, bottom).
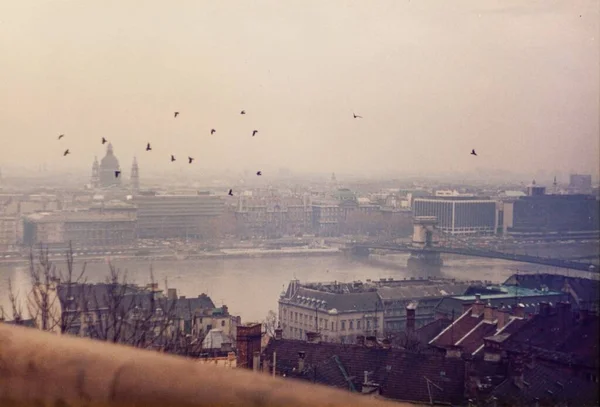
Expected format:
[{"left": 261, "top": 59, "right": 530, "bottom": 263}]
[{"left": 408, "top": 216, "right": 443, "bottom": 274}]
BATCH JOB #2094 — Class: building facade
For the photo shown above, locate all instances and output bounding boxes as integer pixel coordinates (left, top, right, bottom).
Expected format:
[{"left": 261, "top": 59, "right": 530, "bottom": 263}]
[
  {"left": 22, "top": 210, "right": 136, "bottom": 248},
  {"left": 278, "top": 280, "right": 383, "bottom": 343},
  {"left": 413, "top": 197, "right": 498, "bottom": 235},
  {"left": 134, "top": 193, "right": 224, "bottom": 239},
  {"left": 505, "top": 194, "right": 599, "bottom": 235}
]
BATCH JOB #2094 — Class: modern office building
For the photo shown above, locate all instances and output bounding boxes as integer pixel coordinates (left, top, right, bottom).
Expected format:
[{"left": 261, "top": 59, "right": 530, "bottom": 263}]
[
  {"left": 568, "top": 174, "right": 593, "bottom": 195},
  {"left": 134, "top": 193, "right": 224, "bottom": 239},
  {"left": 22, "top": 210, "right": 136, "bottom": 248},
  {"left": 504, "top": 194, "right": 599, "bottom": 235},
  {"left": 413, "top": 197, "right": 497, "bottom": 235}
]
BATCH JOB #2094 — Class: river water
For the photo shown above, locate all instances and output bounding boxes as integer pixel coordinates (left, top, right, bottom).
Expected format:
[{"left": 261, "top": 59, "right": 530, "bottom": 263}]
[{"left": 0, "top": 253, "right": 595, "bottom": 323}]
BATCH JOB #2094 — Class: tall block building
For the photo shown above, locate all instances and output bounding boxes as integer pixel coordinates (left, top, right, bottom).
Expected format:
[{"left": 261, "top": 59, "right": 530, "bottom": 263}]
[{"left": 413, "top": 197, "right": 498, "bottom": 235}]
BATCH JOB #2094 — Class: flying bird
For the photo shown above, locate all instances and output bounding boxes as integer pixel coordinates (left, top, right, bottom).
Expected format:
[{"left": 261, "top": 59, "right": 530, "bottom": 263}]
[
  {"left": 240, "top": 110, "right": 246, "bottom": 115},
  {"left": 228, "top": 189, "right": 233, "bottom": 196},
  {"left": 353, "top": 113, "right": 362, "bottom": 119},
  {"left": 146, "top": 143, "right": 152, "bottom": 151},
  {"left": 252, "top": 130, "right": 258, "bottom": 137},
  {"left": 188, "top": 157, "right": 194, "bottom": 164},
  {"left": 115, "top": 170, "right": 121, "bottom": 178},
  {"left": 174, "top": 112, "right": 179, "bottom": 118},
  {"left": 256, "top": 171, "right": 262, "bottom": 176},
  {"left": 102, "top": 137, "right": 108, "bottom": 145},
  {"left": 471, "top": 149, "right": 477, "bottom": 156},
  {"left": 171, "top": 155, "right": 176, "bottom": 162},
  {"left": 211, "top": 129, "right": 216, "bottom": 135},
  {"left": 58, "top": 134, "right": 65, "bottom": 140},
  {"left": 63, "top": 149, "right": 70, "bottom": 156}
]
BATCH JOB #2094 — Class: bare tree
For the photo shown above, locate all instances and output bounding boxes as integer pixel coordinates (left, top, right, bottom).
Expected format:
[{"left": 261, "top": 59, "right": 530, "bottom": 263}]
[
  {"left": 27, "top": 244, "right": 60, "bottom": 331},
  {"left": 263, "top": 309, "right": 278, "bottom": 337},
  {"left": 3, "top": 277, "right": 23, "bottom": 324}
]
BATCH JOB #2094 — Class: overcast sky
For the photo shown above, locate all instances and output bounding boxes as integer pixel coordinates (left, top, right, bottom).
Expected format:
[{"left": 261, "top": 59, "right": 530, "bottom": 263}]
[{"left": 0, "top": 0, "right": 598, "bottom": 178}]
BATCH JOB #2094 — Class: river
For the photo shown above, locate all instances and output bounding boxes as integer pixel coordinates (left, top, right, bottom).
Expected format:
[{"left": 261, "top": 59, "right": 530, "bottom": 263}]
[{"left": 1, "top": 253, "right": 596, "bottom": 323}]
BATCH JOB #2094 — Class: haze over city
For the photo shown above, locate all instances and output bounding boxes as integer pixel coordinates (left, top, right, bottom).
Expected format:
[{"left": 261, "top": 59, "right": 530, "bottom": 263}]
[{"left": 1, "top": 0, "right": 598, "bottom": 178}]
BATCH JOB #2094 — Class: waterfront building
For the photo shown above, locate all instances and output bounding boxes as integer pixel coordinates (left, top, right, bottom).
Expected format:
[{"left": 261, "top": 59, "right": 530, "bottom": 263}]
[
  {"left": 22, "top": 210, "right": 136, "bottom": 248},
  {"left": 413, "top": 196, "right": 498, "bottom": 235},
  {"left": 235, "top": 195, "right": 312, "bottom": 238},
  {"left": 134, "top": 193, "right": 223, "bottom": 239},
  {"left": 279, "top": 278, "right": 486, "bottom": 342},
  {"left": 503, "top": 194, "right": 599, "bottom": 236},
  {"left": 568, "top": 173, "right": 593, "bottom": 195}
]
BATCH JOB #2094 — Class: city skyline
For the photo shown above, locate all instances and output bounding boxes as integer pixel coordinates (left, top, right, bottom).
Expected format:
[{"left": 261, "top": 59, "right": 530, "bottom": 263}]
[{"left": 0, "top": 0, "right": 598, "bottom": 177}]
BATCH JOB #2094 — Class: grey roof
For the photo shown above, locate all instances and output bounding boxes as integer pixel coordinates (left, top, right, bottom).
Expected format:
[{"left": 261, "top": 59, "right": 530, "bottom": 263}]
[
  {"left": 288, "top": 287, "right": 380, "bottom": 313},
  {"left": 377, "top": 283, "right": 473, "bottom": 301},
  {"left": 172, "top": 295, "right": 216, "bottom": 320}
]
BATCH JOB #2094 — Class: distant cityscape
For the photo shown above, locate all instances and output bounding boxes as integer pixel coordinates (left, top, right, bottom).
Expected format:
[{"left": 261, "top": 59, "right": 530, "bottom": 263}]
[
  {"left": 1, "top": 144, "right": 599, "bottom": 406},
  {"left": 0, "top": 143, "right": 598, "bottom": 255}
]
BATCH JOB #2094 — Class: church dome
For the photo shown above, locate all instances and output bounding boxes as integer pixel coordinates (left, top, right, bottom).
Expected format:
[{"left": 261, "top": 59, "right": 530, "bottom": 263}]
[{"left": 100, "top": 143, "right": 120, "bottom": 170}]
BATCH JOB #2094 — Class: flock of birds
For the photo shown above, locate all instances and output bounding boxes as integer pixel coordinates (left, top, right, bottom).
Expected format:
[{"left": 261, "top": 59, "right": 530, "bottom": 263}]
[{"left": 56, "top": 110, "right": 478, "bottom": 196}]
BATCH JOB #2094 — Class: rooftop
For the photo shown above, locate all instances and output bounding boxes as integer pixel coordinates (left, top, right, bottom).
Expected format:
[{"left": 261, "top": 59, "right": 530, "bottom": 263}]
[{"left": 25, "top": 211, "right": 135, "bottom": 223}]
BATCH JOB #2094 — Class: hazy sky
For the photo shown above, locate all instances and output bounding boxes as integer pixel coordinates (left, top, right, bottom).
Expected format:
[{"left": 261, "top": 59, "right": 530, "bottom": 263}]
[{"left": 0, "top": 0, "right": 598, "bottom": 178}]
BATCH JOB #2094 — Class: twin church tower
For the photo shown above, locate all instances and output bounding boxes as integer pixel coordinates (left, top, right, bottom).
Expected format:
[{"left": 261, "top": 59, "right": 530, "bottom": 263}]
[{"left": 91, "top": 143, "right": 139, "bottom": 191}]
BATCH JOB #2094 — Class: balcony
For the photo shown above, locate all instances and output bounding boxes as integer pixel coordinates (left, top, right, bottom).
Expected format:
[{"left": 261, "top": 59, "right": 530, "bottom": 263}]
[{"left": 0, "top": 324, "right": 408, "bottom": 406}]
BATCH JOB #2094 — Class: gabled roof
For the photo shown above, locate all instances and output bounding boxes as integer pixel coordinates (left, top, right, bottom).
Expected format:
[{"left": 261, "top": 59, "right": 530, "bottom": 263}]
[
  {"left": 263, "top": 338, "right": 466, "bottom": 405},
  {"left": 491, "top": 360, "right": 599, "bottom": 406},
  {"left": 429, "top": 308, "right": 483, "bottom": 349}
]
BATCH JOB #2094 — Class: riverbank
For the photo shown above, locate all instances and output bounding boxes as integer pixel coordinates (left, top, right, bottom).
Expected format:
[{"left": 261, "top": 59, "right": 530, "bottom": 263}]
[{"left": 0, "top": 247, "right": 342, "bottom": 266}]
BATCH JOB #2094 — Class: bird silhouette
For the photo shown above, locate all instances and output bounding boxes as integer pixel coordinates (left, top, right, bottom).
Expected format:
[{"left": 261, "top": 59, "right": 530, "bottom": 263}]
[
  {"left": 102, "top": 137, "right": 108, "bottom": 145},
  {"left": 58, "top": 134, "right": 65, "bottom": 140},
  {"left": 171, "top": 155, "right": 176, "bottom": 162},
  {"left": 211, "top": 129, "right": 216, "bottom": 135},
  {"left": 63, "top": 149, "right": 70, "bottom": 156},
  {"left": 353, "top": 113, "right": 362, "bottom": 119},
  {"left": 174, "top": 112, "right": 179, "bottom": 118},
  {"left": 240, "top": 110, "right": 246, "bottom": 115},
  {"left": 115, "top": 170, "right": 121, "bottom": 178},
  {"left": 252, "top": 130, "right": 258, "bottom": 137},
  {"left": 256, "top": 171, "right": 262, "bottom": 176},
  {"left": 146, "top": 143, "right": 152, "bottom": 151},
  {"left": 471, "top": 149, "right": 477, "bottom": 156},
  {"left": 188, "top": 157, "right": 194, "bottom": 164},
  {"left": 228, "top": 189, "right": 233, "bottom": 196}
]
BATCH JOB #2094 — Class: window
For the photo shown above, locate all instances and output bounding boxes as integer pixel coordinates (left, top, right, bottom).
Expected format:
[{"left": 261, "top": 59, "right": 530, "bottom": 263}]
[
  {"left": 367, "top": 320, "right": 371, "bottom": 329},
  {"left": 331, "top": 321, "right": 335, "bottom": 331},
  {"left": 349, "top": 320, "right": 354, "bottom": 330},
  {"left": 357, "top": 320, "right": 361, "bottom": 330},
  {"left": 221, "top": 320, "right": 225, "bottom": 327},
  {"left": 341, "top": 320, "right": 346, "bottom": 331}
]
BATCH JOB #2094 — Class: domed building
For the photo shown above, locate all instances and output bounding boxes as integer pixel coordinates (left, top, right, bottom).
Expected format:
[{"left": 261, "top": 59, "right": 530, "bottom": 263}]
[
  {"left": 98, "top": 143, "right": 121, "bottom": 187},
  {"left": 90, "top": 143, "right": 140, "bottom": 192}
]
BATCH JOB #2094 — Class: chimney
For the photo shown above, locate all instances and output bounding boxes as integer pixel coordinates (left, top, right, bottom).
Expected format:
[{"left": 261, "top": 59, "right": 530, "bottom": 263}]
[
  {"left": 222, "top": 305, "right": 229, "bottom": 315},
  {"left": 483, "top": 339, "right": 502, "bottom": 363},
  {"left": 167, "top": 288, "right": 177, "bottom": 300},
  {"left": 513, "top": 303, "right": 525, "bottom": 318},
  {"left": 510, "top": 353, "right": 525, "bottom": 389},
  {"left": 252, "top": 351, "right": 261, "bottom": 372},
  {"left": 365, "top": 336, "right": 377, "bottom": 348},
  {"left": 236, "top": 323, "right": 262, "bottom": 370},
  {"left": 484, "top": 304, "right": 496, "bottom": 322},
  {"left": 298, "top": 351, "right": 306, "bottom": 372},
  {"left": 472, "top": 294, "right": 484, "bottom": 317},
  {"left": 306, "top": 331, "right": 321, "bottom": 344},
  {"left": 274, "top": 326, "right": 283, "bottom": 340},
  {"left": 406, "top": 306, "right": 416, "bottom": 332},
  {"left": 496, "top": 309, "right": 509, "bottom": 330},
  {"left": 356, "top": 335, "right": 365, "bottom": 346},
  {"left": 539, "top": 302, "right": 550, "bottom": 317},
  {"left": 381, "top": 338, "right": 391, "bottom": 349}
]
